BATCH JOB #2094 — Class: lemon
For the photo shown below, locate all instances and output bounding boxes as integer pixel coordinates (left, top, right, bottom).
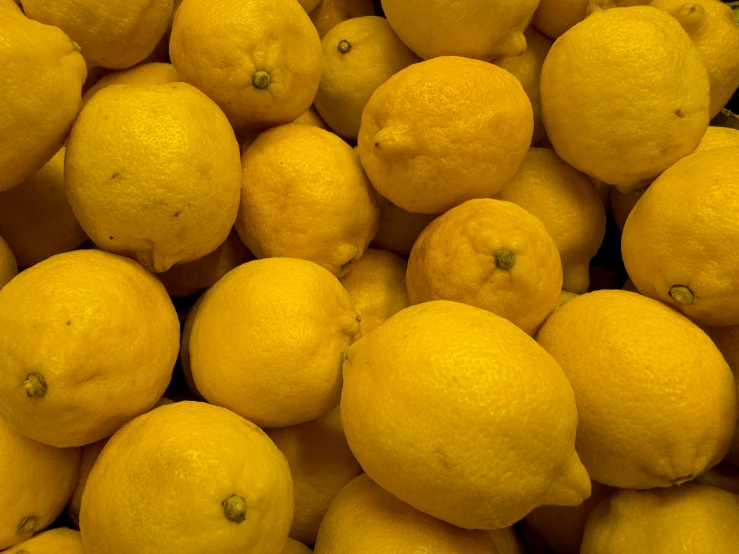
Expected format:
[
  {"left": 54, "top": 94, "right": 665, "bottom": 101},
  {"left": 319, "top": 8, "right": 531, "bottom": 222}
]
[
  {"left": 532, "top": 0, "right": 589, "bottom": 38},
  {"left": 622, "top": 147, "right": 739, "bottom": 326},
  {"left": 265, "top": 408, "right": 363, "bottom": 544},
  {"left": 237, "top": 124, "right": 379, "bottom": 277},
  {"left": 80, "top": 401, "right": 294, "bottom": 554},
  {"left": 0, "top": 8, "right": 86, "bottom": 191},
  {"left": 341, "top": 301, "right": 590, "bottom": 530},
  {"left": 407, "top": 199, "right": 562, "bottom": 335},
  {"left": 0, "top": 250, "right": 180, "bottom": 448},
  {"left": 370, "top": 194, "right": 436, "bottom": 259},
  {"left": 299, "top": 0, "right": 321, "bottom": 12},
  {"left": 4, "top": 528, "right": 84, "bottom": 554},
  {"left": 358, "top": 56, "right": 533, "bottom": 214},
  {"left": 314, "top": 474, "right": 499, "bottom": 553},
  {"left": 496, "top": 147, "right": 606, "bottom": 293},
  {"left": 540, "top": 5, "right": 710, "bottom": 190},
  {"left": 609, "top": 186, "right": 645, "bottom": 231},
  {"left": 309, "top": 0, "right": 377, "bottom": 37},
  {"left": 581, "top": 485, "right": 739, "bottom": 553},
  {"left": 294, "top": 106, "right": 329, "bottom": 130},
  {"left": 282, "top": 538, "right": 312, "bottom": 554},
  {"left": 537, "top": 289, "right": 738, "bottom": 488},
  {"left": 170, "top": 0, "right": 322, "bottom": 131},
  {"left": 23, "top": 0, "right": 172, "bottom": 69},
  {"left": 558, "top": 289, "right": 580, "bottom": 307},
  {"left": 0, "top": 417, "right": 80, "bottom": 550},
  {"left": 314, "top": 16, "right": 419, "bottom": 140},
  {"left": 190, "top": 258, "right": 360, "bottom": 428},
  {"left": 0, "top": 148, "right": 87, "bottom": 268},
  {"left": 488, "top": 528, "right": 525, "bottom": 554},
  {"left": 65, "top": 82, "right": 242, "bottom": 273},
  {"left": 157, "top": 231, "right": 252, "bottom": 297},
  {"left": 493, "top": 27, "right": 554, "bottom": 145},
  {"left": 380, "top": 0, "right": 538, "bottom": 60},
  {"left": 0, "top": 236, "right": 18, "bottom": 290},
  {"left": 695, "top": 124, "right": 739, "bottom": 151},
  {"left": 704, "top": 324, "right": 739, "bottom": 466},
  {"left": 338, "top": 248, "right": 408, "bottom": 337},
  {"left": 80, "top": 62, "right": 179, "bottom": 109},
  {"left": 652, "top": 0, "right": 739, "bottom": 117}
]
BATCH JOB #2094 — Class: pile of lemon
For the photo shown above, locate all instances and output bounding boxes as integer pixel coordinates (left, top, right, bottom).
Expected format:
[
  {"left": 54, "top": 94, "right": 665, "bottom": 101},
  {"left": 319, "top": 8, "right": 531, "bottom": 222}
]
[{"left": 2, "top": 0, "right": 739, "bottom": 552}]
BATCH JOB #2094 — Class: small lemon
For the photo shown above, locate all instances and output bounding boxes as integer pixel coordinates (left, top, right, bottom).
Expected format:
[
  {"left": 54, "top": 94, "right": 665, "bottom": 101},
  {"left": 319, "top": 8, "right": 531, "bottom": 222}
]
[
  {"left": 4, "top": 528, "right": 84, "bottom": 554},
  {"left": 282, "top": 538, "right": 312, "bottom": 554},
  {"left": 369, "top": 194, "right": 436, "bottom": 259},
  {"left": 695, "top": 124, "right": 739, "bottom": 152},
  {"left": 609, "top": 185, "right": 645, "bottom": 231},
  {"left": 309, "top": 0, "right": 377, "bottom": 38},
  {"left": 532, "top": 0, "right": 589, "bottom": 38},
  {"left": 80, "top": 62, "right": 179, "bottom": 109}
]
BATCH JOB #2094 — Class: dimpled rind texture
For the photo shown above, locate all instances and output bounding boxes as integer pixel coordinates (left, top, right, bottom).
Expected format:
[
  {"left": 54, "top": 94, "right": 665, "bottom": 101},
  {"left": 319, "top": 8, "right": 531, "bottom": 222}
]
[
  {"left": 5, "top": 528, "right": 85, "bottom": 554},
  {"left": 537, "top": 289, "right": 739, "bottom": 489},
  {"left": 581, "top": 485, "right": 739, "bottom": 553},
  {"left": 540, "top": 6, "right": 710, "bottom": 189},
  {"left": 358, "top": 56, "right": 534, "bottom": 215},
  {"left": 622, "top": 147, "right": 739, "bottom": 326},
  {"left": 341, "top": 300, "right": 590, "bottom": 530},
  {"left": 80, "top": 401, "right": 294, "bottom": 554},
  {"left": 313, "top": 475, "right": 499, "bottom": 553},
  {"left": 0, "top": 250, "right": 180, "bottom": 448}
]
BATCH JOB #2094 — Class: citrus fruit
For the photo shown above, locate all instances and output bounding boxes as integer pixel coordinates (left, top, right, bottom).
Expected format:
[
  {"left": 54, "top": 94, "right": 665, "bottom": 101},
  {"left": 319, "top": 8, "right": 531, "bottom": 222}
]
[
  {"left": 309, "top": 0, "right": 376, "bottom": 38},
  {"left": 282, "top": 538, "right": 312, "bottom": 554},
  {"left": 80, "top": 62, "right": 179, "bottom": 109},
  {"left": 695, "top": 124, "right": 739, "bottom": 151},
  {"left": 609, "top": 186, "right": 645, "bottom": 231},
  {"left": 369, "top": 194, "right": 436, "bottom": 259},
  {"left": 4, "top": 528, "right": 84, "bottom": 554},
  {"left": 532, "top": 0, "right": 589, "bottom": 38}
]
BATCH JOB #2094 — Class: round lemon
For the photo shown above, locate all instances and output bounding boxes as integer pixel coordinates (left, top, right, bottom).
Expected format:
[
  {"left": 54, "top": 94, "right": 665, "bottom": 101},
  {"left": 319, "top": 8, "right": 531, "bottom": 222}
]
[
  {"left": 170, "top": 0, "right": 322, "bottom": 131},
  {"left": 338, "top": 248, "right": 408, "bottom": 337},
  {"left": 65, "top": 82, "right": 242, "bottom": 273},
  {"left": 80, "top": 62, "right": 179, "bottom": 109},
  {"left": 314, "top": 16, "right": 420, "bottom": 140},
  {"left": 314, "top": 474, "right": 499, "bottom": 553},
  {"left": 407, "top": 199, "right": 562, "bottom": 335},
  {"left": 80, "top": 401, "right": 294, "bottom": 554},
  {"left": 496, "top": 147, "right": 606, "bottom": 293},
  {"left": 0, "top": 236, "right": 18, "bottom": 290},
  {"left": 537, "top": 289, "right": 738, "bottom": 488},
  {"left": 695, "top": 124, "right": 739, "bottom": 152},
  {"left": 0, "top": 417, "right": 80, "bottom": 550},
  {"left": 540, "top": 5, "right": 710, "bottom": 190},
  {"left": 622, "top": 147, "right": 739, "bottom": 326},
  {"left": 237, "top": 124, "right": 379, "bottom": 277},
  {"left": 309, "top": 0, "right": 377, "bottom": 38},
  {"left": 341, "top": 301, "right": 590, "bottom": 530},
  {"left": 0, "top": 148, "right": 87, "bottom": 268},
  {"left": 0, "top": 9, "right": 86, "bottom": 191},
  {"left": 0, "top": 250, "right": 180, "bottom": 447},
  {"left": 532, "top": 0, "right": 589, "bottom": 38},
  {"left": 190, "top": 258, "right": 361, "bottom": 427},
  {"left": 4, "top": 528, "right": 84, "bottom": 554},
  {"left": 369, "top": 194, "right": 436, "bottom": 259},
  {"left": 358, "top": 56, "right": 533, "bottom": 214},
  {"left": 380, "top": 0, "right": 538, "bottom": 60},
  {"left": 581, "top": 485, "right": 739, "bottom": 553},
  {"left": 265, "top": 408, "right": 363, "bottom": 544}
]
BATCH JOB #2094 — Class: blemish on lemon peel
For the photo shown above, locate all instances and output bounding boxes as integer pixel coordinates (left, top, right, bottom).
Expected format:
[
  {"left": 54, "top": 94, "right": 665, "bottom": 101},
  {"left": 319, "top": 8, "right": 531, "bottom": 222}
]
[
  {"left": 669, "top": 285, "right": 695, "bottom": 305},
  {"left": 495, "top": 248, "right": 516, "bottom": 270},
  {"left": 252, "top": 71, "right": 271, "bottom": 89},
  {"left": 24, "top": 373, "right": 47, "bottom": 398},
  {"left": 222, "top": 494, "right": 247, "bottom": 523},
  {"left": 338, "top": 40, "right": 352, "bottom": 54}
]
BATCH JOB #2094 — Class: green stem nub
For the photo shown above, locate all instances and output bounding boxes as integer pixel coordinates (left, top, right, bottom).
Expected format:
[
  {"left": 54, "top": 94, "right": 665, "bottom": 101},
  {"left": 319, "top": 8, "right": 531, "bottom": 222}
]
[
  {"left": 669, "top": 285, "right": 695, "bottom": 305},
  {"left": 222, "top": 494, "right": 247, "bottom": 523},
  {"left": 252, "top": 71, "right": 271, "bottom": 89},
  {"left": 495, "top": 249, "right": 516, "bottom": 270},
  {"left": 17, "top": 516, "right": 37, "bottom": 535},
  {"left": 337, "top": 40, "right": 352, "bottom": 54},
  {"left": 24, "top": 373, "right": 47, "bottom": 398}
]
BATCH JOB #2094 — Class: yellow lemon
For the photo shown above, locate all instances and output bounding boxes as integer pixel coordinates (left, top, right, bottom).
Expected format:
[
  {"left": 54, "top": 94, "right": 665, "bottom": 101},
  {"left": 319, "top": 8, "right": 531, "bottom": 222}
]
[
  {"left": 0, "top": 9, "right": 86, "bottom": 191},
  {"left": 652, "top": 0, "right": 739, "bottom": 117},
  {"left": 314, "top": 474, "right": 499, "bottom": 553},
  {"left": 80, "top": 62, "right": 179, "bottom": 109},
  {"left": 622, "top": 147, "right": 739, "bottom": 326},
  {"left": 190, "top": 258, "right": 361, "bottom": 427},
  {"left": 157, "top": 231, "right": 252, "bottom": 297},
  {"left": 0, "top": 236, "right": 18, "bottom": 290},
  {"left": 0, "top": 148, "right": 87, "bottom": 268},
  {"left": 496, "top": 147, "right": 606, "bottom": 293},
  {"left": 696, "top": 124, "right": 739, "bottom": 151},
  {"left": 581, "top": 485, "right": 739, "bottom": 553},
  {"left": 609, "top": 185, "right": 645, "bottom": 231},
  {"left": 540, "top": 5, "right": 710, "bottom": 190},
  {"left": 0, "top": 417, "right": 79, "bottom": 549},
  {"left": 369, "top": 194, "right": 436, "bottom": 259},
  {"left": 170, "top": 0, "right": 322, "bottom": 131},
  {"left": 4, "top": 528, "right": 84, "bottom": 554},
  {"left": 23, "top": 0, "right": 172, "bottom": 69},
  {"left": 341, "top": 301, "right": 590, "bottom": 530},
  {"left": 282, "top": 538, "right": 312, "bottom": 554},
  {"left": 65, "top": 82, "right": 242, "bottom": 273},
  {"left": 704, "top": 324, "right": 739, "bottom": 466},
  {"left": 558, "top": 289, "right": 580, "bottom": 307},
  {"left": 493, "top": 27, "right": 554, "bottom": 145},
  {"left": 309, "top": 0, "right": 377, "bottom": 38},
  {"left": 407, "top": 199, "right": 562, "bottom": 335},
  {"left": 380, "top": 0, "right": 538, "bottom": 60},
  {"left": 237, "top": 124, "right": 379, "bottom": 277},
  {"left": 537, "top": 289, "right": 738, "bottom": 488},
  {"left": 338, "top": 248, "right": 408, "bottom": 337},
  {"left": 0, "top": 250, "right": 180, "bottom": 447},
  {"left": 532, "top": 0, "right": 589, "bottom": 38},
  {"left": 314, "top": 16, "right": 420, "bottom": 140},
  {"left": 265, "top": 408, "right": 363, "bottom": 544},
  {"left": 488, "top": 528, "right": 524, "bottom": 554},
  {"left": 294, "top": 106, "right": 329, "bottom": 130},
  {"left": 80, "top": 401, "right": 294, "bottom": 554},
  {"left": 358, "top": 56, "right": 533, "bottom": 214}
]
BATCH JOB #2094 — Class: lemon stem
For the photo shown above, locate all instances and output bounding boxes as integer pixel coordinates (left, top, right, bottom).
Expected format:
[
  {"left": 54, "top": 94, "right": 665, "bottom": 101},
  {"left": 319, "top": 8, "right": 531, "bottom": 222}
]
[
  {"left": 337, "top": 40, "right": 352, "bottom": 54},
  {"left": 222, "top": 494, "right": 247, "bottom": 523},
  {"left": 24, "top": 373, "right": 47, "bottom": 398},
  {"left": 669, "top": 285, "right": 695, "bottom": 305},
  {"left": 252, "top": 71, "right": 271, "bottom": 89},
  {"left": 495, "top": 249, "right": 516, "bottom": 270}
]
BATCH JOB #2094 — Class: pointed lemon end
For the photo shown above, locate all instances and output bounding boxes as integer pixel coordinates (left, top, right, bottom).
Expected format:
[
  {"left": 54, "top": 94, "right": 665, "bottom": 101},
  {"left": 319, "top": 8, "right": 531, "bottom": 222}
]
[{"left": 541, "top": 451, "right": 592, "bottom": 507}]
